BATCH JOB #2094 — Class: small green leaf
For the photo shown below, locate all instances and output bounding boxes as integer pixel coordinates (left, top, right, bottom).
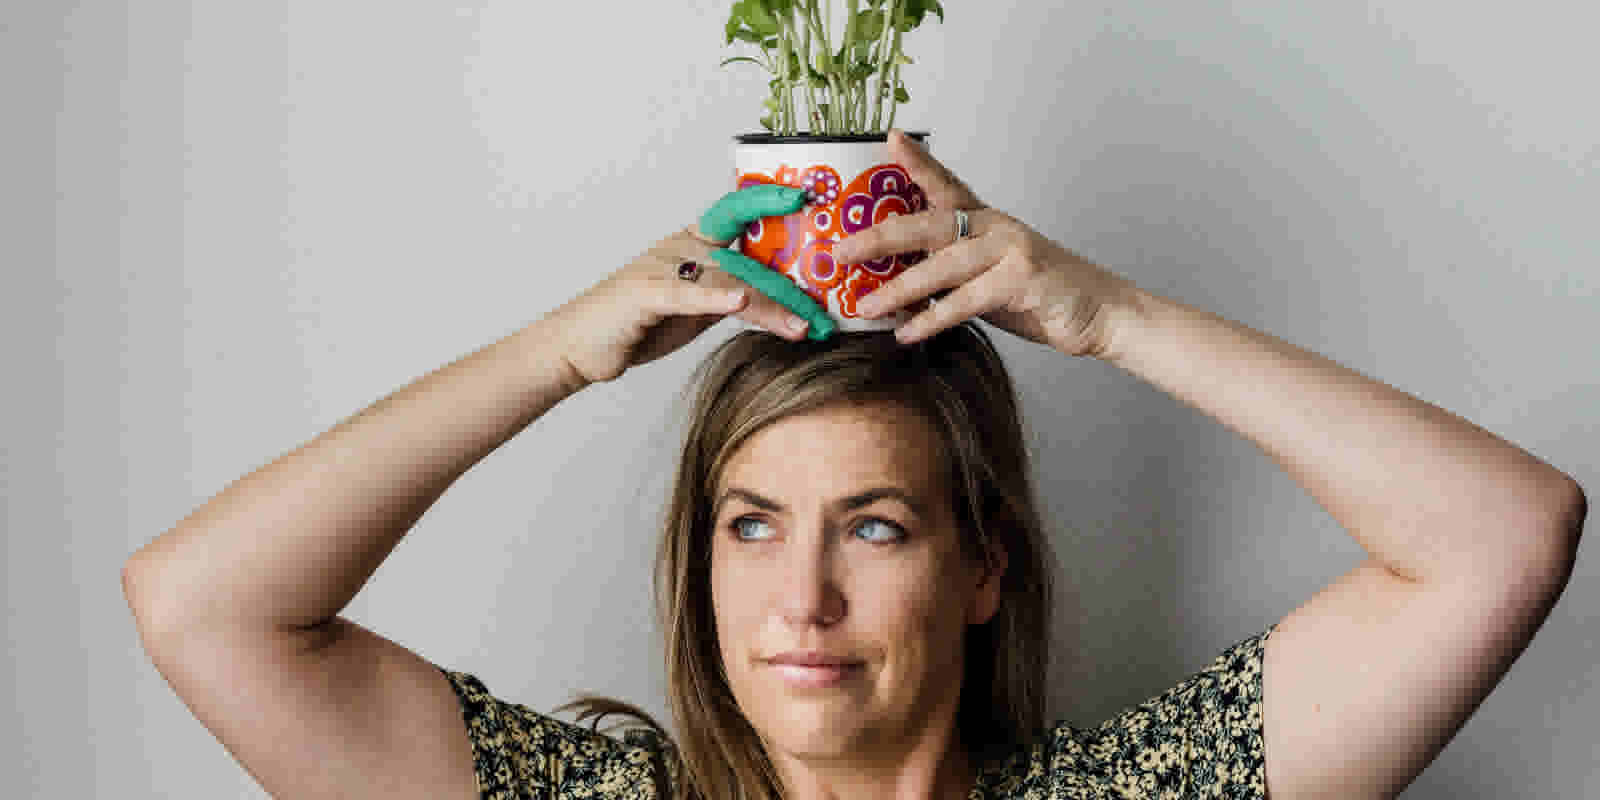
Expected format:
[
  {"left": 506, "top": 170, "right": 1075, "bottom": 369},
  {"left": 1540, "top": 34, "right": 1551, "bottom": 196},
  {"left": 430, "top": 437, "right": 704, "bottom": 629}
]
[
  {"left": 719, "top": 56, "right": 767, "bottom": 69},
  {"left": 853, "top": 10, "right": 885, "bottom": 42},
  {"left": 761, "top": 114, "right": 776, "bottom": 131},
  {"left": 730, "top": 27, "right": 765, "bottom": 46},
  {"left": 742, "top": 0, "right": 780, "bottom": 38},
  {"left": 898, "top": 0, "right": 928, "bottom": 31},
  {"left": 895, "top": 86, "right": 910, "bottom": 102}
]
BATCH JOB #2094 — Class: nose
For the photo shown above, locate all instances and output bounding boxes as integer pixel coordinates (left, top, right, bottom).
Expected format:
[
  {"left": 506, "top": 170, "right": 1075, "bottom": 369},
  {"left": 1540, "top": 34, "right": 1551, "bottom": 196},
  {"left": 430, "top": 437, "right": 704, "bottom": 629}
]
[{"left": 778, "top": 531, "right": 846, "bottom": 628}]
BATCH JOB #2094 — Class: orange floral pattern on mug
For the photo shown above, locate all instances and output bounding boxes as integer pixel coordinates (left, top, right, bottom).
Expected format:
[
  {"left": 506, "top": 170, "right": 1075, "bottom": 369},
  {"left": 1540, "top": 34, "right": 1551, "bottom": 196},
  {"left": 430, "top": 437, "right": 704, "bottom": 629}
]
[{"left": 737, "top": 162, "right": 931, "bottom": 320}]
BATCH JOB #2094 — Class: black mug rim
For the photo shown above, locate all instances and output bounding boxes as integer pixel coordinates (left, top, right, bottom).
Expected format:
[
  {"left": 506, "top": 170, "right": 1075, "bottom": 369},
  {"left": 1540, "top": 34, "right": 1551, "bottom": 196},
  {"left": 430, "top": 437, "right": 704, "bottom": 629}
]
[{"left": 733, "top": 131, "right": 930, "bottom": 144}]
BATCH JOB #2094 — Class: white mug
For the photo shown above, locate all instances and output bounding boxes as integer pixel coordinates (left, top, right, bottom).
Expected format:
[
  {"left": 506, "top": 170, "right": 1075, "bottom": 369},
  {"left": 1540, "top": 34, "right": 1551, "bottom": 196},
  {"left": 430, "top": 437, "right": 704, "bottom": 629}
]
[{"left": 729, "top": 131, "right": 935, "bottom": 334}]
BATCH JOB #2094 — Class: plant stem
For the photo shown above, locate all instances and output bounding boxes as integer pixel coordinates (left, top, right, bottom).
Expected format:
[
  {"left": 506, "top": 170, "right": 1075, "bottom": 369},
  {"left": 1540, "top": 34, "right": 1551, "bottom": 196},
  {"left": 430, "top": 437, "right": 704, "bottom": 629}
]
[
  {"left": 800, "top": 3, "right": 816, "bottom": 133},
  {"left": 784, "top": 18, "right": 798, "bottom": 133},
  {"left": 805, "top": 1, "right": 840, "bottom": 133},
  {"left": 886, "top": 15, "right": 902, "bottom": 133},
  {"left": 824, "top": 3, "right": 844, "bottom": 133},
  {"left": 872, "top": 0, "right": 898, "bottom": 132},
  {"left": 844, "top": 0, "right": 860, "bottom": 131},
  {"left": 777, "top": 23, "right": 791, "bottom": 134}
]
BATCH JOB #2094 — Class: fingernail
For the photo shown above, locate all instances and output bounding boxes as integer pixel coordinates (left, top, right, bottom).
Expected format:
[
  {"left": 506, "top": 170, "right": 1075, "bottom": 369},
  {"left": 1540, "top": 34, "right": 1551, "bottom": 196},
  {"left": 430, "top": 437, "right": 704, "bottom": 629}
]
[{"left": 788, "top": 315, "right": 809, "bottom": 332}]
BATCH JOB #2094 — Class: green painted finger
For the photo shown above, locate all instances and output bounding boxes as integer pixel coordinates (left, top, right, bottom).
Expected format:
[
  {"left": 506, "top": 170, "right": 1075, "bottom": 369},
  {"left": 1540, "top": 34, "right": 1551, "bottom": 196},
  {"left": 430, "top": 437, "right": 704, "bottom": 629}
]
[
  {"left": 708, "top": 249, "right": 837, "bottom": 342},
  {"left": 699, "top": 184, "right": 809, "bottom": 241}
]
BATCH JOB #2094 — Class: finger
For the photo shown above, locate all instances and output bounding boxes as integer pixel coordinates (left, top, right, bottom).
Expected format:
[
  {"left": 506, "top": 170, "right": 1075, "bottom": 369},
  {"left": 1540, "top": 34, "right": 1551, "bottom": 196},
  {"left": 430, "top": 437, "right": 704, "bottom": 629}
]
[
  {"left": 697, "top": 184, "right": 809, "bottom": 243},
  {"left": 656, "top": 241, "right": 811, "bottom": 341},
  {"left": 886, "top": 128, "right": 983, "bottom": 212},
  {"left": 834, "top": 205, "right": 986, "bottom": 268},
  {"left": 892, "top": 262, "right": 1009, "bottom": 345},
  {"left": 857, "top": 235, "right": 997, "bottom": 320},
  {"left": 669, "top": 279, "right": 750, "bottom": 318},
  {"left": 709, "top": 249, "right": 836, "bottom": 341}
]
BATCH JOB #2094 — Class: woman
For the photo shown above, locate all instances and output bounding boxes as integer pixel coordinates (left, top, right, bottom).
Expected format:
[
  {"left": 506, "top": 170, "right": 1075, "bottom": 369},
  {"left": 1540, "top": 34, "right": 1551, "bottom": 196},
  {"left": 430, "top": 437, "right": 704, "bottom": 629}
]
[{"left": 124, "top": 130, "right": 1584, "bottom": 800}]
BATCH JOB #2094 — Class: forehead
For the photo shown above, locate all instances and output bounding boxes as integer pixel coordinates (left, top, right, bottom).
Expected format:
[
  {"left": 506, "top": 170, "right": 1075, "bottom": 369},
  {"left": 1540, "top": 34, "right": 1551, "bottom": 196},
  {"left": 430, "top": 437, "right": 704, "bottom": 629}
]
[{"left": 717, "top": 400, "right": 945, "bottom": 496}]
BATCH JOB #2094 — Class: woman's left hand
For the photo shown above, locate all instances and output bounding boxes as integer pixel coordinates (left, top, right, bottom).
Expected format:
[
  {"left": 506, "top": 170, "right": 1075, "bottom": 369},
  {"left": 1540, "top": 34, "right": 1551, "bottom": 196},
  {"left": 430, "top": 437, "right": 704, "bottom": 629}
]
[{"left": 832, "top": 130, "right": 1144, "bottom": 359}]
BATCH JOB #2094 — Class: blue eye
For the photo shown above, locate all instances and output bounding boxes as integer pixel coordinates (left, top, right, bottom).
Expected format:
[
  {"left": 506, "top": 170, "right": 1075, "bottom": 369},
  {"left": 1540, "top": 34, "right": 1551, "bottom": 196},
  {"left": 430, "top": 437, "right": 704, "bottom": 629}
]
[
  {"left": 730, "top": 517, "right": 768, "bottom": 541},
  {"left": 729, "top": 516, "right": 905, "bottom": 544},
  {"left": 853, "top": 517, "right": 905, "bottom": 543}
]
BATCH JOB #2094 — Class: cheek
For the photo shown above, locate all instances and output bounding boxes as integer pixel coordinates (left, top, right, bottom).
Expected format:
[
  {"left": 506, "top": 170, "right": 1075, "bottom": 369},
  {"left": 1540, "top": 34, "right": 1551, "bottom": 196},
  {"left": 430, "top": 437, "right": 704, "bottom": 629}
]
[
  {"left": 710, "top": 557, "right": 764, "bottom": 661},
  {"left": 856, "top": 562, "right": 962, "bottom": 655}
]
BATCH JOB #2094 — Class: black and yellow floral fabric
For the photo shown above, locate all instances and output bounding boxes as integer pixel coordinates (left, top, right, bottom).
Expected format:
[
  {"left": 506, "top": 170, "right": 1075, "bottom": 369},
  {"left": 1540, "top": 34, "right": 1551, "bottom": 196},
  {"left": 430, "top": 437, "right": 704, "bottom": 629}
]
[{"left": 439, "top": 624, "right": 1274, "bottom": 799}]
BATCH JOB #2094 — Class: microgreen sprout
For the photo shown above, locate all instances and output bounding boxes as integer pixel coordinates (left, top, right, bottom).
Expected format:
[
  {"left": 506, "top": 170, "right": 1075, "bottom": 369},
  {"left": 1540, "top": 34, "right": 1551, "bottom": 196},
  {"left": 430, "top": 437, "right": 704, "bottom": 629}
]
[{"left": 721, "top": 0, "right": 945, "bottom": 136}]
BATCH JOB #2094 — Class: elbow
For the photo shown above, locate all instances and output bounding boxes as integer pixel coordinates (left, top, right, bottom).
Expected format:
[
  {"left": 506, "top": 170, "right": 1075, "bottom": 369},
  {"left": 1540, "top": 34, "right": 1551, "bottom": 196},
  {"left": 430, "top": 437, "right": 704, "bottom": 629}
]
[
  {"left": 122, "top": 556, "right": 157, "bottom": 631},
  {"left": 1551, "top": 475, "right": 1585, "bottom": 551},
  {"left": 122, "top": 553, "right": 175, "bottom": 638},
  {"left": 1559, "top": 475, "right": 1586, "bottom": 556},
  {"left": 1529, "top": 475, "right": 1585, "bottom": 591}
]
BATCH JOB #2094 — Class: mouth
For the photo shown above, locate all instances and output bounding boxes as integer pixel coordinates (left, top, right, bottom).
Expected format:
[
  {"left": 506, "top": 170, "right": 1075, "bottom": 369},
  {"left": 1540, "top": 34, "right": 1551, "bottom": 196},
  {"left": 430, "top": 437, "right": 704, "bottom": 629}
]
[{"left": 765, "top": 660, "right": 865, "bottom": 688}]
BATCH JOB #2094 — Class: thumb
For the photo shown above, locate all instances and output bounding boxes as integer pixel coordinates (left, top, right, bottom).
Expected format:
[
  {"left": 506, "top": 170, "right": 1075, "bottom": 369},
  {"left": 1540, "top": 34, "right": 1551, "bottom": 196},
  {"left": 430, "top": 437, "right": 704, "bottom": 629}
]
[{"left": 887, "top": 128, "right": 980, "bottom": 210}]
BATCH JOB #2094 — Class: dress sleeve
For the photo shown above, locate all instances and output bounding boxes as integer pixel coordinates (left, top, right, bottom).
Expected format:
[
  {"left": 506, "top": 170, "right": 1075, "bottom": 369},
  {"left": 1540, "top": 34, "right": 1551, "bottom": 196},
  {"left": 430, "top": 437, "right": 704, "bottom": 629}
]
[
  {"left": 437, "top": 667, "right": 671, "bottom": 800},
  {"left": 1042, "top": 624, "right": 1276, "bottom": 799}
]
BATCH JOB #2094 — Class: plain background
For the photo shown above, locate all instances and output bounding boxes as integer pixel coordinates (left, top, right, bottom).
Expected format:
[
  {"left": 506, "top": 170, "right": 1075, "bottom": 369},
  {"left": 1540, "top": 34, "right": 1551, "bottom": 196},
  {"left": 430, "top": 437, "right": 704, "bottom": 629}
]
[{"left": 5, "top": 1, "right": 1594, "bottom": 797}]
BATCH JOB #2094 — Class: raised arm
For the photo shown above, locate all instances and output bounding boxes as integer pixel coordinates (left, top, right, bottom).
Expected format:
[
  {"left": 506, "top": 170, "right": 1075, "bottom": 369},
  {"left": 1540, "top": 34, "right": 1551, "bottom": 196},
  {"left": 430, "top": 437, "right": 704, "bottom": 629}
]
[
  {"left": 118, "top": 184, "right": 812, "bottom": 799},
  {"left": 828, "top": 130, "right": 1585, "bottom": 799},
  {"left": 118, "top": 310, "right": 588, "bottom": 799},
  {"left": 1105, "top": 286, "right": 1584, "bottom": 799},
  {"left": 122, "top": 313, "right": 589, "bottom": 637}
]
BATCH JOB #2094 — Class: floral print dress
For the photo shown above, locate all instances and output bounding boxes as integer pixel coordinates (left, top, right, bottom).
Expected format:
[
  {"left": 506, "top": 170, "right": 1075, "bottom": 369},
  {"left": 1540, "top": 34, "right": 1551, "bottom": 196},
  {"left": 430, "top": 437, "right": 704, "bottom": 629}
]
[{"left": 439, "top": 624, "right": 1275, "bottom": 799}]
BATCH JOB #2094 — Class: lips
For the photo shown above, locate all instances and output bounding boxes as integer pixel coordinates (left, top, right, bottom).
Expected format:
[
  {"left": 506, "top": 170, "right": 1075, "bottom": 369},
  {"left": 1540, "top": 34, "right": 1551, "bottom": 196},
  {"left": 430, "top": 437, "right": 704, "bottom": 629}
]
[
  {"left": 766, "top": 652, "right": 864, "bottom": 667},
  {"left": 766, "top": 657, "right": 865, "bottom": 689}
]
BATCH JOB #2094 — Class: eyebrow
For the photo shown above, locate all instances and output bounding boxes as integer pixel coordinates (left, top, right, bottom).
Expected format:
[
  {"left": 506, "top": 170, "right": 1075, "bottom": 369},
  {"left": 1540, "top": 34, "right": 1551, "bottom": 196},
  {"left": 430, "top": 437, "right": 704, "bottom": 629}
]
[{"left": 715, "top": 486, "right": 927, "bottom": 519}]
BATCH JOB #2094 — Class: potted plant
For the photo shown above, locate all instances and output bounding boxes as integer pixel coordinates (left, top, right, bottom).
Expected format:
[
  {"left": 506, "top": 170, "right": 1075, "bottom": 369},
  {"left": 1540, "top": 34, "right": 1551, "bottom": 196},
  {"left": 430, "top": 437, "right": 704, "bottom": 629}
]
[{"left": 715, "top": 0, "right": 946, "bottom": 334}]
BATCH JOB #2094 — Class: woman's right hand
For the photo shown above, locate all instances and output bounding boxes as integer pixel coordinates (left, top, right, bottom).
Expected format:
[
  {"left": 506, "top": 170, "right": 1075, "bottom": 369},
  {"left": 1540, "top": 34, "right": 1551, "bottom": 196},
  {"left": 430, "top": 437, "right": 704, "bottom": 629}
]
[{"left": 549, "top": 184, "right": 827, "bottom": 385}]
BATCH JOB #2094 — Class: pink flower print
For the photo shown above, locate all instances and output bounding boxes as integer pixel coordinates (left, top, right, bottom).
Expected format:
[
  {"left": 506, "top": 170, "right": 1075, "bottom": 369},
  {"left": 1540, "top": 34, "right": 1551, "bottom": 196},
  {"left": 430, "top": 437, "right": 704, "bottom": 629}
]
[
  {"left": 867, "top": 165, "right": 911, "bottom": 198},
  {"left": 796, "top": 240, "right": 846, "bottom": 294},
  {"left": 801, "top": 167, "right": 841, "bottom": 207}
]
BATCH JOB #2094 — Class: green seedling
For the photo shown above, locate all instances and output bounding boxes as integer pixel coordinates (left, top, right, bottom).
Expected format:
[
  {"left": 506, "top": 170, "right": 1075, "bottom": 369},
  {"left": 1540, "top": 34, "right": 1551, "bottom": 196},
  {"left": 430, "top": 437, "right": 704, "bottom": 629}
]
[{"left": 721, "top": 0, "right": 946, "bottom": 136}]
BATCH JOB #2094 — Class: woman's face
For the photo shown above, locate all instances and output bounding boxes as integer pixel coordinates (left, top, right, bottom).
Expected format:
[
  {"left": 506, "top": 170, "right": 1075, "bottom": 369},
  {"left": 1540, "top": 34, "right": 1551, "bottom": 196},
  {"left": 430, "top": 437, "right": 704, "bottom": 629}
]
[{"left": 709, "top": 400, "right": 1003, "bottom": 761}]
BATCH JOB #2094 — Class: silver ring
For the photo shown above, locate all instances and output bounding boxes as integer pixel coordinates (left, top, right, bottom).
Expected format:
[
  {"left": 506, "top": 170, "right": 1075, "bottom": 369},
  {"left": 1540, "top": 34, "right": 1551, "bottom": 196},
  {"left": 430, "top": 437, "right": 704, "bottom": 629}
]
[{"left": 955, "top": 208, "right": 971, "bottom": 240}]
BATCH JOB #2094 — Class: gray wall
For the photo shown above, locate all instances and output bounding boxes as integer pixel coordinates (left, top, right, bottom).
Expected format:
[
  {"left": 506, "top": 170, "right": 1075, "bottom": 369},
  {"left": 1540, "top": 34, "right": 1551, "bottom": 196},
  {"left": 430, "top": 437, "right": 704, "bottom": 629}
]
[{"left": 5, "top": 1, "right": 1594, "bottom": 796}]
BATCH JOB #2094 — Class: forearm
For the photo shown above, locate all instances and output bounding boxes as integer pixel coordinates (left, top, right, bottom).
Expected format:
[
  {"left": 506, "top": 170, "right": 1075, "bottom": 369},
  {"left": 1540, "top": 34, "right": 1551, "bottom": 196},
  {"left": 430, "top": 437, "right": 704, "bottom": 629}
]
[
  {"left": 1100, "top": 287, "right": 1583, "bottom": 584},
  {"left": 123, "top": 312, "right": 590, "bottom": 635}
]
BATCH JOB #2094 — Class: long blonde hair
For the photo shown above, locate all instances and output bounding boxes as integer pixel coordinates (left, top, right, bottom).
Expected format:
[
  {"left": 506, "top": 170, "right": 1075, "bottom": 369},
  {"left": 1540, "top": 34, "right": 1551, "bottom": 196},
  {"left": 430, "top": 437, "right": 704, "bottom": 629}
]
[{"left": 558, "top": 322, "right": 1055, "bottom": 800}]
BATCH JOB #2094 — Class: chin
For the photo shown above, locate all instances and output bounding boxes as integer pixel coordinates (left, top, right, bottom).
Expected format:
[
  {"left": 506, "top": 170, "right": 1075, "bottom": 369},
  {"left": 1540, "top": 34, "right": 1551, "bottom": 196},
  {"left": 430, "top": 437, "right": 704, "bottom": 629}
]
[
  {"left": 762, "top": 716, "right": 866, "bottom": 758},
  {"left": 756, "top": 694, "right": 877, "bottom": 748}
]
